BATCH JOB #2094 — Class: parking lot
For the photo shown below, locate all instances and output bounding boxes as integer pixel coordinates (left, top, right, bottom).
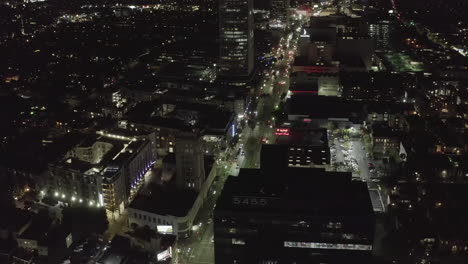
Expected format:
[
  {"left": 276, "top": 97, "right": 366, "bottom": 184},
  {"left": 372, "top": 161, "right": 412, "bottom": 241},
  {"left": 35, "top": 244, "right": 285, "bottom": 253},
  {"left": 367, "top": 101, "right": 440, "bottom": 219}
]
[
  {"left": 329, "top": 130, "right": 387, "bottom": 212},
  {"left": 329, "top": 134, "right": 369, "bottom": 180}
]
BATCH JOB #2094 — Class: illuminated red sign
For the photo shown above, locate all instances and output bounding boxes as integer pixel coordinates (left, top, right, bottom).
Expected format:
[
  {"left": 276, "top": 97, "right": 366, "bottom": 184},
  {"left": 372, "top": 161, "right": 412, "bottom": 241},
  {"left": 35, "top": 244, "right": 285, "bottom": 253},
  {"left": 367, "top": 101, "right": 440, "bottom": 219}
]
[
  {"left": 275, "top": 128, "right": 290, "bottom": 136},
  {"left": 303, "top": 118, "right": 312, "bottom": 122}
]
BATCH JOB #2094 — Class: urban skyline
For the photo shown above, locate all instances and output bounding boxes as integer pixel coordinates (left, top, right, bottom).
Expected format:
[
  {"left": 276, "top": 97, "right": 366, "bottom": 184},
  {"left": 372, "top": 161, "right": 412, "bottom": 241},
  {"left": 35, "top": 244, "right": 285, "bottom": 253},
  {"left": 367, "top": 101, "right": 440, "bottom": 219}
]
[{"left": 0, "top": 0, "right": 467, "bottom": 264}]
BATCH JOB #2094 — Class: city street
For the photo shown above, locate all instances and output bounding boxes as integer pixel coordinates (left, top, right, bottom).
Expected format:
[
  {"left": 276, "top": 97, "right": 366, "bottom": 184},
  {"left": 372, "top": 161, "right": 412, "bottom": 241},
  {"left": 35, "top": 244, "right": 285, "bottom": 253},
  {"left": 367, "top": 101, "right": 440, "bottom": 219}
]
[
  {"left": 174, "top": 15, "right": 308, "bottom": 264},
  {"left": 177, "top": 165, "right": 225, "bottom": 264},
  {"left": 4, "top": 0, "right": 464, "bottom": 263}
]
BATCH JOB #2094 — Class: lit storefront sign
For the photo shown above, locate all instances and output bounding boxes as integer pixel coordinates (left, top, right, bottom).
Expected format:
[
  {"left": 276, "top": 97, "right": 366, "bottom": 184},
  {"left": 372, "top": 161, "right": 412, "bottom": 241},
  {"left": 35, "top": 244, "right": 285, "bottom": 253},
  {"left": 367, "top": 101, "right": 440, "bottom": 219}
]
[
  {"left": 275, "top": 128, "right": 290, "bottom": 136},
  {"left": 157, "top": 225, "right": 173, "bottom": 234},
  {"left": 157, "top": 247, "right": 172, "bottom": 261}
]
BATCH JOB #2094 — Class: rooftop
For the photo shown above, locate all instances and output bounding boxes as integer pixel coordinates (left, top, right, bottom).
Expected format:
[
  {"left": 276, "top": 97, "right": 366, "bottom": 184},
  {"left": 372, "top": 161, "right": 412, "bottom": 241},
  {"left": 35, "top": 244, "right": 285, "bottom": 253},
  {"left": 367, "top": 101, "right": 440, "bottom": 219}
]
[
  {"left": 130, "top": 186, "right": 197, "bottom": 217},
  {"left": 19, "top": 213, "right": 54, "bottom": 241},
  {"left": 275, "top": 127, "right": 329, "bottom": 146},
  {"left": 286, "top": 94, "right": 363, "bottom": 121},
  {"left": 128, "top": 100, "right": 233, "bottom": 132},
  {"left": 52, "top": 134, "right": 147, "bottom": 176},
  {"left": 0, "top": 208, "right": 32, "bottom": 233},
  {"left": 289, "top": 82, "right": 319, "bottom": 94},
  {"left": 216, "top": 167, "right": 373, "bottom": 217},
  {"left": 162, "top": 153, "right": 176, "bottom": 165},
  {"left": 158, "top": 63, "right": 214, "bottom": 81},
  {"left": 372, "top": 124, "right": 405, "bottom": 138}
]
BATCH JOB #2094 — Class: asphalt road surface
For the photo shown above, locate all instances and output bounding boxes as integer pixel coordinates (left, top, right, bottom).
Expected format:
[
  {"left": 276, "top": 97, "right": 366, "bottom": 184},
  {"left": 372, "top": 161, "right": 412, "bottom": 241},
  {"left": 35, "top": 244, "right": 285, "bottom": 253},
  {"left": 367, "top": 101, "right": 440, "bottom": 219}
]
[{"left": 175, "top": 15, "right": 309, "bottom": 264}]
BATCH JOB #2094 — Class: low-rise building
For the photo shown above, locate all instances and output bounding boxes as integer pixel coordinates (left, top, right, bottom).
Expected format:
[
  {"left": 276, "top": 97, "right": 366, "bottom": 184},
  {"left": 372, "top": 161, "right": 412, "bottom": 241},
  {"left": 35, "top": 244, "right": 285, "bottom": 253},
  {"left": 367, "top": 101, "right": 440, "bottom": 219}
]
[
  {"left": 285, "top": 94, "right": 364, "bottom": 127},
  {"left": 101, "top": 232, "right": 177, "bottom": 264},
  {"left": 0, "top": 209, "right": 32, "bottom": 241},
  {"left": 370, "top": 124, "right": 403, "bottom": 158},
  {"left": 16, "top": 213, "right": 71, "bottom": 264},
  {"left": 127, "top": 100, "right": 235, "bottom": 156},
  {"left": 128, "top": 188, "right": 199, "bottom": 239},
  {"left": 272, "top": 127, "right": 331, "bottom": 168}
]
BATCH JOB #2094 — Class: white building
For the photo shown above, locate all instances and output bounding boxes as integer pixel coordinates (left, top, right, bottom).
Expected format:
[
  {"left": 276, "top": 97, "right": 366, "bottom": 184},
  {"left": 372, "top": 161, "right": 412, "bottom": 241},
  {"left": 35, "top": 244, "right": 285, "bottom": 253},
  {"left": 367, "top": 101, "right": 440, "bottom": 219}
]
[
  {"left": 47, "top": 133, "right": 155, "bottom": 218},
  {"left": 128, "top": 190, "right": 201, "bottom": 239}
]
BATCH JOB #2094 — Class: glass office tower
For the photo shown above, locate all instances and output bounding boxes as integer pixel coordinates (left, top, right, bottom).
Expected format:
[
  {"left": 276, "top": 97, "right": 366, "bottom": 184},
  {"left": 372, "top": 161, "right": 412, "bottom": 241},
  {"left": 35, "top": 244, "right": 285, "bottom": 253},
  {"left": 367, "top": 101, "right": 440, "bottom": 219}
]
[{"left": 219, "top": 0, "right": 254, "bottom": 77}]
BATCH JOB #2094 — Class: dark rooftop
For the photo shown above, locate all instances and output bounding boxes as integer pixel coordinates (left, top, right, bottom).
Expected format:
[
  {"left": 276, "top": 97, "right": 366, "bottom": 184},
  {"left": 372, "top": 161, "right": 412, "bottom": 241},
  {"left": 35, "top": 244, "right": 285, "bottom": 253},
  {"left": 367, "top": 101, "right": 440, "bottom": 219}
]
[
  {"left": 19, "top": 213, "right": 54, "bottom": 241},
  {"left": 162, "top": 153, "right": 176, "bottom": 165},
  {"left": 338, "top": 55, "right": 366, "bottom": 68},
  {"left": 372, "top": 124, "right": 405, "bottom": 138},
  {"left": 216, "top": 167, "right": 373, "bottom": 217},
  {"left": 276, "top": 127, "right": 329, "bottom": 146},
  {"left": 289, "top": 82, "right": 319, "bottom": 94},
  {"left": 0, "top": 208, "right": 32, "bottom": 233},
  {"left": 286, "top": 94, "right": 363, "bottom": 121},
  {"left": 128, "top": 100, "right": 233, "bottom": 132},
  {"left": 130, "top": 187, "right": 197, "bottom": 217}
]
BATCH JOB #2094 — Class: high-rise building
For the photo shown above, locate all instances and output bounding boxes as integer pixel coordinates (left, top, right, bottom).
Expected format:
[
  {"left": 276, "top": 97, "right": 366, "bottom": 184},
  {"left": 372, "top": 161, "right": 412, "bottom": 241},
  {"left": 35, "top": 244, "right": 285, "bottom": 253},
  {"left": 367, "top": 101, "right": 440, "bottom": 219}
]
[
  {"left": 218, "top": 0, "right": 254, "bottom": 78},
  {"left": 270, "top": 0, "right": 290, "bottom": 30},
  {"left": 368, "top": 21, "right": 391, "bottom": 52},
  {"left": 175, "top": 132, "right": 206, "bottom": 191}
]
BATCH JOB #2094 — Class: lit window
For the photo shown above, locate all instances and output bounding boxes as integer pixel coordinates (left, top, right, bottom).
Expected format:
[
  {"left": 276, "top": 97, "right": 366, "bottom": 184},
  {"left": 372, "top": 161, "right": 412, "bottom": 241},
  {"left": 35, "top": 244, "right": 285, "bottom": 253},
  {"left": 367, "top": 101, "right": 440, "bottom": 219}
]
[{"left": 284, "top": 241, "right": 372, "bottom": 251}]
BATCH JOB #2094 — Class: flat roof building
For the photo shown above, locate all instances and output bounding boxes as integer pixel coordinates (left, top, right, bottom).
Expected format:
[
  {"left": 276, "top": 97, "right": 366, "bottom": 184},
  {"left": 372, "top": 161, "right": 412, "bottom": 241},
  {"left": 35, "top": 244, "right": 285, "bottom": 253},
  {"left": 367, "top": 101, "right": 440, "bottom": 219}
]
[
  {"left": 214, "top": 163, "right": 375, "bottom": 263},
  {"left": 128, "top": 186, "right": 199, "bottom": 239},
  {"left": 271, "top": 128, "right": 331, "bottom": 168}
]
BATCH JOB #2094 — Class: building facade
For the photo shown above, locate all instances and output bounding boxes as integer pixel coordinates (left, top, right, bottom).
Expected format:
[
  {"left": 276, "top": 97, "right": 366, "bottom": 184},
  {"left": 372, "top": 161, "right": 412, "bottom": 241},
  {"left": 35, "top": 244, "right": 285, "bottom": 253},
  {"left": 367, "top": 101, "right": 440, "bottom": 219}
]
[
  {"left": 175, "top": 132, "right": 206, "bottom": 192},
  {"left": 128, "top": 189, "right": 202, "bottom": 239},
  {"left": 368, "top": 21, "right": 391, "bottom": 52},
  {"left": 219, "top": 0, "right": 254, "bottom": 77},
  {"left": 214, "top": 168, "right": 375, "bottom": 264},
  {"left": 47, "top": 135, "right": 155, "bottom": 217},
  {"left": 270, "top": 0, "right": 290, "bottom": 30}
]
